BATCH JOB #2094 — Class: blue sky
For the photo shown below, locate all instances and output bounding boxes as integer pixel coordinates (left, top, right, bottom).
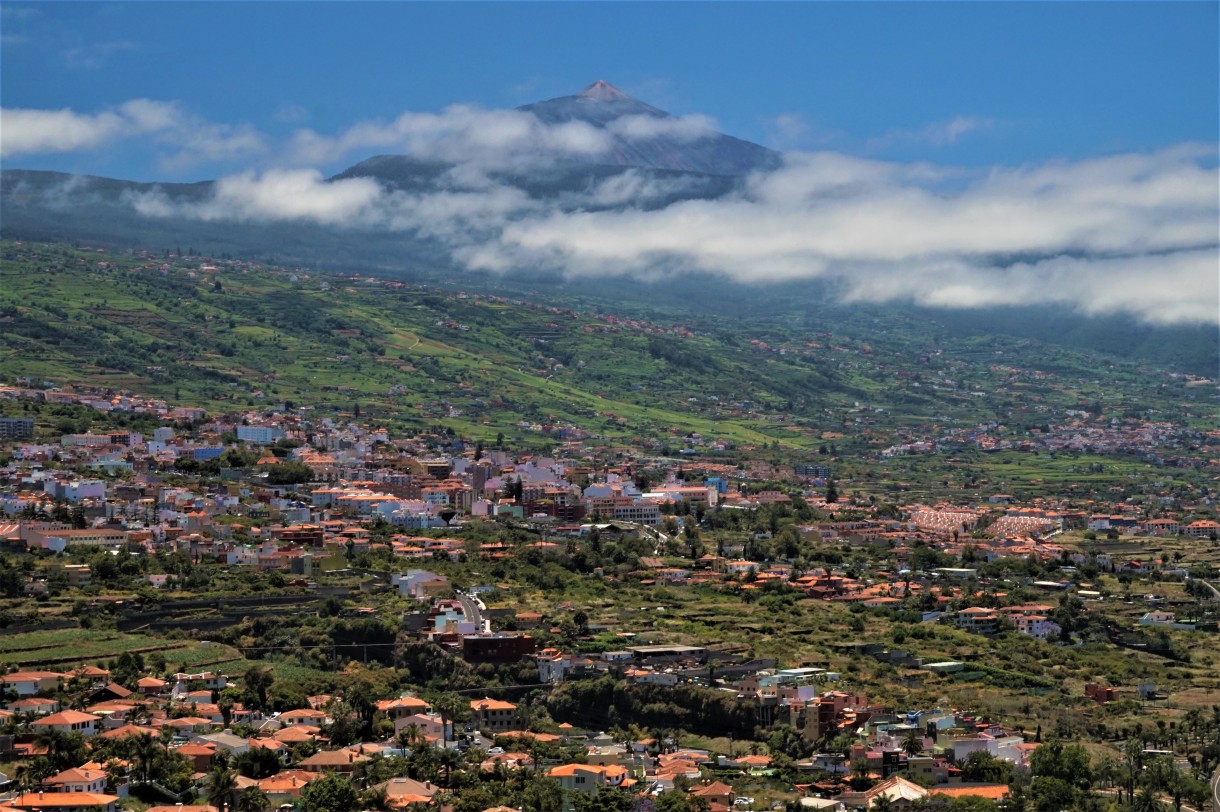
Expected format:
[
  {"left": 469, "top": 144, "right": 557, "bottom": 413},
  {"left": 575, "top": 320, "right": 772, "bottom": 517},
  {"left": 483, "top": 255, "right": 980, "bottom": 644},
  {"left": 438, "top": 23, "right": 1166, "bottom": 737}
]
[
  {"left": 3, "top": 2, "right": 1217, "bottom": 325},
  {"left": 2, "top": 1, "right": 1217, "bottom": 180}
]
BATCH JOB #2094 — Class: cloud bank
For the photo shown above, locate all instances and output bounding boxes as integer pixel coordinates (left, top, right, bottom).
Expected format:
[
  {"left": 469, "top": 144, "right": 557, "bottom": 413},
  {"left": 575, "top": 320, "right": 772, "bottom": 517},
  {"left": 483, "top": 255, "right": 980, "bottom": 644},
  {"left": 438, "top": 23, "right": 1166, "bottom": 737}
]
[
  {"left": 285, "top": 105, "right": 613, "bottom": 169},
  {"left": 0, "top": 99, "right": 266, "bottom": 169},
  {"left": 5, "top": 98, "right": 1217, "bottom": 326}
]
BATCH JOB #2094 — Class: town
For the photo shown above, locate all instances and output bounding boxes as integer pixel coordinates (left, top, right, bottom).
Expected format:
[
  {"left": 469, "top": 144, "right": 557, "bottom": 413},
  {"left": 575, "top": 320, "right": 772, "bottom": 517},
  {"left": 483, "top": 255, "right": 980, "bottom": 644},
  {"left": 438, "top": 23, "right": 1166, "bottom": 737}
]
[{"left": 0, "top": 362, "right": 1217, "bottom": 812}]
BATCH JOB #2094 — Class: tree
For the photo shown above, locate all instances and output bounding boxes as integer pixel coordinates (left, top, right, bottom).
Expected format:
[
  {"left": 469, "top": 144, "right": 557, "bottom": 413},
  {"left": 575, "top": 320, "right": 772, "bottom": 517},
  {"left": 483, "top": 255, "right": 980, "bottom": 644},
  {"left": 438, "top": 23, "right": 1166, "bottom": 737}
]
[
  {"left": 1029, "top": 740, "right": 1092, "bottom": 791},
  {"left": 15, "top": 756, "right": 55, "bottom": 791},
  {"left": 130, "top": 732, "right": 161, "bottom": 784},
  {"left": 436, "top": 746, "right": 462, "bottom": 788},
  {"left": 265, "top": 461, "right": 312, "bottom": 485},
  {"left": 236, "top": 746, "right": 282, "bottom": 779},
  {"left": 960, "top": 751, "right": 1013, "bottom": 784},
  {"left": 299, "top": 773, "right": 359, "bottom": 812},
  {"left": 218, "top": 690, "right": 238, "bottom": 728},
  {"left": 849, "top": 755, "right": 872, "bottom": 789},
  {"left": 656, "top": 792, "right": 712, "bottom": 812},
  {"left": 516, "top": 775, "right": 563, "bottom": 812},
  {"left": 826, "top": 478, "right": 839, "bottom": 504},
  {"left": 1132, "top": 786, "right": 1164, "bottom": 812},
  {"left": 432, "top": 693, "right": 468, "bottom": 747},
  {"left": 397, "top": 723, "right": 423, "bottom": 751},
  {"left": 1031, "top": 777, "right": 1077, "bottom": 812},
  {"left": 234, "top": 786, "right": 271, "bottom": 812},
  {"left": 901, "top": 728, "right": 924, "bottom": 757},
  {"left": 572, "top": 785, "right": 636, "bottom": 812},
  {"left": 243, "top": 666, "right": 274, "bottom": 710},
  {"left": 35, "top": 728, "right": 86, "bottom": 771},
  {"left": 360, "top": 783, "right": 392, "bottom": 812},
  {"left": 33, "top": 727, "right": 69, "bottom": 768},
  {"left": 205, "top": 762, "right": 239, "bottom": 811}
]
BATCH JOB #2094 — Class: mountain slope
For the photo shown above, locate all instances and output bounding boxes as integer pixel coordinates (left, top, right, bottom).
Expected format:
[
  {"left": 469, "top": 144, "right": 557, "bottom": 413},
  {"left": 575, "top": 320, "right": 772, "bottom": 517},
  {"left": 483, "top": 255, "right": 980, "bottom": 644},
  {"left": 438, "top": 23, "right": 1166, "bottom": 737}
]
[
  {"left": 1, "top": 84, "right": 1215, "bottom": 378},
  {"left": 1, "top": 241, "right": 1206, "bottom": 457},
  {"left": 517, "top": 80, "right": 782, "bottom": 175}
]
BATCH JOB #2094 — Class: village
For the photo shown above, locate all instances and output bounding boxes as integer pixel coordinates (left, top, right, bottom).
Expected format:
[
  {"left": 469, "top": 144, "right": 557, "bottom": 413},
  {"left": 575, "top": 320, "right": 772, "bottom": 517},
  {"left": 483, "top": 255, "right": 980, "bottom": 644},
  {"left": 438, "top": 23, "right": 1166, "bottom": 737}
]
[{"left": 0, "top": 382, "right": 1217, "bottom": 812}]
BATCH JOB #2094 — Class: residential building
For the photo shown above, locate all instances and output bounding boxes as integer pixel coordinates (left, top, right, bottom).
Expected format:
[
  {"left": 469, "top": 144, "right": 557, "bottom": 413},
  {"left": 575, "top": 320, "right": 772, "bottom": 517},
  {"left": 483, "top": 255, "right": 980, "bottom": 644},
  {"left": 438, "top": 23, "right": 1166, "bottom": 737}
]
[
  {"left": 470, "top": 698, "right": 517, "bottom": 733},
  {"left": 32, "top": 710, "right": 100, "bottom": 737},
  {"left": 955, "top": 607, "right": 1000, "bottom": 635},
  {"left": 0, "top": 417, "right": 35, "bottom": 439},
  {"left": 236, "top": 425, "right": 284, "bottom": 444}
]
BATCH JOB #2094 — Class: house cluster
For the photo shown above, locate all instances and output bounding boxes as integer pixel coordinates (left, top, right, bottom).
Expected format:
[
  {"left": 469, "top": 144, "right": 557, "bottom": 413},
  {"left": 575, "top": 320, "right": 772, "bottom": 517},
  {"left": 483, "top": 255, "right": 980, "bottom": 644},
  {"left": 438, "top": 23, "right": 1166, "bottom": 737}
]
[
  {"left": 522, "top": 697, "right": 1029, "bottom": 812},
  {"left": 881, "top": 414, "right": 1207, "bottom": 469},
  {"left": 0, "top": 664, "right": 471, "bottom": 811},
  {"left": 1, "top": 378, "right": 1214, "bottom": 571},
  {"left": 0, "top": 645, "right": 1046, "bottom": 812},
  {"left": 0, "top": 386, "right": 171, "bottom": 421}
]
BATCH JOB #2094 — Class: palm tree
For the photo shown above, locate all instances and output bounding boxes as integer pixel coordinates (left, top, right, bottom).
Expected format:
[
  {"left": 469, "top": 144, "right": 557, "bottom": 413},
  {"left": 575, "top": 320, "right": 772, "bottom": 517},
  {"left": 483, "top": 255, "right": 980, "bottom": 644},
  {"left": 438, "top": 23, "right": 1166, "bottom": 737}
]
[
  {"left": 233, "top": 785, "right": 271, "bottom": 812},
  {"left": 360, "top": 783, "right": 391, "bottom": 811},
  {"left": 130, "top": 732, "right": 161, "bottom": 784},
  {"left": 850, "top": 755, "right": 871, "bottom": 786},
  {"left": 1123, "top": 737, "right": 1145, "bottom": 804},
  {"left": 33, "top": 726, "right": 69, "bottom": 768},
  {"left": 432, "top": 693, "right": 466, "bottom": 748},
  {"left": 397, "top": 723, "right": 422, "bottom": 751},
  {"left": 205, "top": 762, "right": 239, "bottom": 811},
  {"left": 901, "top": 728, "right": 924, "bottom": 757},
  {"left": 124, "top": 704, "right": 151, "bottom": 726},
  {"left": 102, "top": 759, "right": 127, "bottom": 794},
  {"left": 15, "top": 756, "right": 55, "bottom": 792},
  {"left": 1132, "top": 786, "right": 1164, "bottom": 812},
  {"left": 436, "top": 746, "right": 462, "bottom": 788}
]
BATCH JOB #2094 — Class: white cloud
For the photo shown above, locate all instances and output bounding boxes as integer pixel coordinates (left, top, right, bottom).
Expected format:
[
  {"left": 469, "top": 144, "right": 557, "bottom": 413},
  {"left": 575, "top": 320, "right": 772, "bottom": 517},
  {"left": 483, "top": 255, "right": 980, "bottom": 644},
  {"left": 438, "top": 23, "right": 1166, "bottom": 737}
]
[
  {"left": 605, "top": 113, "right": 718, "bottom": 142},
  {"left": 470, "top": 145, "right": 1219, "bottom": 325},
  {"left": 130, "top": 169, "right": 387, "bottom": 227},
  {"left": 0, "top": 99, "right": 174, "bottom": 157},
  {"left": 761, "top": 112, "right": 837, "bottom": 151},
  {"left": 0, "top": 99, "right": 266, "bottom": 167},
  {"left": 567, "top": 170, "right": 706, "bottom": 209},
  {"left": 869, "top": 115, "right": 995, "bottom": 150},
  {"left": 285, "top": 105, "right": 613, "bottom": 169},
  {"left": 27, "top": 95, "right": 1207, "bottom": 327},
  {"left": 63, "top": 40, "right": 138, "bottom": 70}
]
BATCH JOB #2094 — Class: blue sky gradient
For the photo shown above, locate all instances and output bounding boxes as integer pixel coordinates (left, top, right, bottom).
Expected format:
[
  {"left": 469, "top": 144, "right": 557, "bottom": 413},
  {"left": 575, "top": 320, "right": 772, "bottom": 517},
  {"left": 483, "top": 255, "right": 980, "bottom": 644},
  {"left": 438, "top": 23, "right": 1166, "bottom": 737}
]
[
  {"left": 3, "top": 3, "right": 1217, "bottom": 325},
  {"left": 2, "top": 1, "right": 1217, "bottom": 180}
]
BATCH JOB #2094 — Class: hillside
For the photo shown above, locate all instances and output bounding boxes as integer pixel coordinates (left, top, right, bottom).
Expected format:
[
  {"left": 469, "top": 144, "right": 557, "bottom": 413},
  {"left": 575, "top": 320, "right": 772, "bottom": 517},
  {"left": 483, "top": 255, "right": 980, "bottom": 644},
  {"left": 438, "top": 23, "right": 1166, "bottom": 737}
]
[
  {"left": 2, "top": 79, "right": 1215, "bottom": 380},
  {"left": 2, "top": 242, "right": 1210, "bottom": 465}
]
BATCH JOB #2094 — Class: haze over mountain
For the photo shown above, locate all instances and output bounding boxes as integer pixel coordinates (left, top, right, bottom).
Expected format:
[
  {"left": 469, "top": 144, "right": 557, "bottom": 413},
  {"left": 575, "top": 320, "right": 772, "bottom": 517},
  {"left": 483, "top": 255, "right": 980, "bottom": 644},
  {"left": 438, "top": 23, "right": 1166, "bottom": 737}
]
[
  {"left": 2, "top": 81, "right": 1217, "bottom": 358},
  {"left": 518, "top": 80, "right": 783, "bottom": 175}
]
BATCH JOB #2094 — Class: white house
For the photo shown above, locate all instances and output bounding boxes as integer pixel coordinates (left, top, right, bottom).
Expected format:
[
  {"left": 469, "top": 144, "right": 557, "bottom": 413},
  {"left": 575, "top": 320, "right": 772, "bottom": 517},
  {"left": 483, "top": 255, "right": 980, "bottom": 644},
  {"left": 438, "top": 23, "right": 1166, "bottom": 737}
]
[{"left": 32, "top": 710, "right": 100, "bottom": 737}]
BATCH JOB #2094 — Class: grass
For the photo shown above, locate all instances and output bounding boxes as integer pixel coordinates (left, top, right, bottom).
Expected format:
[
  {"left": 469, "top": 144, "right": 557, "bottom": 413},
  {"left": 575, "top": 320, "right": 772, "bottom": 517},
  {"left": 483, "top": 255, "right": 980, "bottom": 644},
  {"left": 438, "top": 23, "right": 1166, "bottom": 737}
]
[
  {"left": 0, "top": 628, "right": 236, "bottom": 668},
  {"left": 4, "top": 240, "right": 1214, "bottom": 478}
]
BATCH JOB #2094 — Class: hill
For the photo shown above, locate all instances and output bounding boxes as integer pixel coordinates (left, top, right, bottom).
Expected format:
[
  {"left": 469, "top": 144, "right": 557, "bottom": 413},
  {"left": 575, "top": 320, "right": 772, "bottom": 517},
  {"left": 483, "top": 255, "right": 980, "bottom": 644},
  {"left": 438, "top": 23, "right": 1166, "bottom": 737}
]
[
  {"left": 2, "top": 82, "right": 1215, "bottom": 379},
  {"left": 1, "top": 241, "right": 1209, "bottom": 465},
  {"left": 517, "top": 80, "right": 782, "bottom": 175}
]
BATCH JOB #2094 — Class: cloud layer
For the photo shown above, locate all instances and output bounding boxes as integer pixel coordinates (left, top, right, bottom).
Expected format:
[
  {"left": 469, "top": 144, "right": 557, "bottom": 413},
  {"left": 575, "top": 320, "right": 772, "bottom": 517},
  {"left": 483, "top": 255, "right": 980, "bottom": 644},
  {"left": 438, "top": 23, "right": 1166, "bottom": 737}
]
[
  {"left": 0, "top": 99, "right": 266, "bottom": 169},
  {"left": 285, "top": 105, "right": 613, "bottom": 169},
  {"left": 4, "top": 98, "right": 1217, "bottom": 326}
]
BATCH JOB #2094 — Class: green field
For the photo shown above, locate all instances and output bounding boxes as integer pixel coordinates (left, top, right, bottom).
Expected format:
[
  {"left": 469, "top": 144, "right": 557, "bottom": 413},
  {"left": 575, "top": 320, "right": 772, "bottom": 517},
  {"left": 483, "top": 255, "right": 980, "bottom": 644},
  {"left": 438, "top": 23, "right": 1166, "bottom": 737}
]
[
  {"left": 2, "top": 240, "right": 1215, "bottom": 501},
  {"left": 0, "top": 628, "right": 240, "bottom": 668}
]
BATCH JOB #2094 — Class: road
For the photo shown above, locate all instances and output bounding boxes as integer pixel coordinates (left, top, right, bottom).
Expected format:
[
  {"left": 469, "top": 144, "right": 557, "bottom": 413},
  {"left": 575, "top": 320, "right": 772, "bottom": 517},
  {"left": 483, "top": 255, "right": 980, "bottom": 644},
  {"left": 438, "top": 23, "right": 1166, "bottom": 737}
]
[
  {"left": 1211, "top": 763, "right": 1219, "bottom": 812},
  {"left": 1188, "top": 576, "right": 1220, "bottom": 603},
  {"left": 458, "top": 592, "right": 487, "bottom": 632}
]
